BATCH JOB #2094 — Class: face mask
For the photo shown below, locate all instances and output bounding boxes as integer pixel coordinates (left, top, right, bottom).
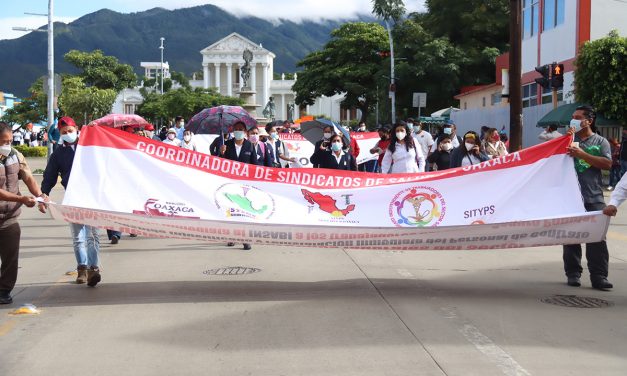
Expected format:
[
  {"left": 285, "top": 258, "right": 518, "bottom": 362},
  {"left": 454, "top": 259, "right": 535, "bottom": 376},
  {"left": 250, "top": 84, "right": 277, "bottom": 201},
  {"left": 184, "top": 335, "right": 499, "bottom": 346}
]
[
  {"left": 396, "top": 131, "right": 406, "bottom": 140},
  {"left": 61, "top": 132, "right": 78, "bottom": 144},
  {"left": 413, "top": 125, "right": 421, "bottom": 133},
  {"left": 234, "top": 131, "right": 246, "bottom": 140},
  {"left": 178, "top": 122, "right": 184, "bottom": 127},
  {"left": 167, "top": 134, "right": 175, "bottom": 140},
  {"left": 443, "top": 127, "right": 452, "bottom": 135},
  {"left": 271, "top": 132, "right": 279, "bottom": 140},
  {"left": 570, "top": 119, "right": 583, "bottom": 132},
  {"left": 184, "top": 135, "right": 191, "bottom": 142},
  {"left": 249, "top": 135, "right": 259, "bottom": 143},
  {"left": 492, "top": 135, "right": 500, "bottom": 141},
  {"left": 145, "top": 131, "right": 154, "bottom": 138},
  {"left": 331, "top": 142, "right": 343, "bottom": 152},
  {"left": 323, "top": 132, "right": 333, "bottom": 140},
  {"left": 0, "top": 145, "right": 11, "bottom": 157},
  {"left": 359, "top": 126, "right": 366, "bottom": 131},
  {"left": 465, "top": 142, "right": 475, "bottom": 151},
  {"left": 441, "top": 143, "right": 452, "bottom": 151}
]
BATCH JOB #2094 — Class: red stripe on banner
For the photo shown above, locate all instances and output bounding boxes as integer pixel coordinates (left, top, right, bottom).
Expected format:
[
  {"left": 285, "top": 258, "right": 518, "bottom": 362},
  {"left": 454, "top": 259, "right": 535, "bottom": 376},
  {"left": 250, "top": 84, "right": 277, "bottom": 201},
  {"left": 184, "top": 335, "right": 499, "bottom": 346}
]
[{"left": 78, "top": 126, "right": 573, "bottom": 189}]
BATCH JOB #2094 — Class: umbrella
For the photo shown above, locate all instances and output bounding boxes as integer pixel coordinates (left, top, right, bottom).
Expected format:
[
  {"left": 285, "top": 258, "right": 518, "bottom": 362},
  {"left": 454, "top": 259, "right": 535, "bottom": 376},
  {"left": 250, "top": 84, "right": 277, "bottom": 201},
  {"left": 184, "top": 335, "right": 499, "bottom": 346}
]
[
  {"left": 536, "top": 102, "right": 617, "bottom": 128},
  {"left": 430, "top": 107, "right": 460, "bottom": 118},
  {"left": 186, "top": 105, "right": 257, "bottom": 135},
  {"left": 89, "top": 114, "right": 150, "bottom": 129},
  {"left": 300, "top": 118, "right": 350, "bottom": 145}
]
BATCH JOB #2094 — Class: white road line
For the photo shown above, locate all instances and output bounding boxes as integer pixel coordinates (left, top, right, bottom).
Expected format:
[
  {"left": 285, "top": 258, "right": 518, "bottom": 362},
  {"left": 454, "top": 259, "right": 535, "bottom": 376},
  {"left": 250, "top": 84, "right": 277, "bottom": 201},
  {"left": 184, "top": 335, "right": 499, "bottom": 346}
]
[{"left": 396, "top": 269, "right": 531, "bottom": 376}]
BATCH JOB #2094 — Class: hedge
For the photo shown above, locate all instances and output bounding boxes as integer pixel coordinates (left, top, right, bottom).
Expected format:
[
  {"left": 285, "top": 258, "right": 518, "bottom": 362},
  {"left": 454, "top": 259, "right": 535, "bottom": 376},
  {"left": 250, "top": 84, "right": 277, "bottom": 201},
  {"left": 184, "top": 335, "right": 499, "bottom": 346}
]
[{"left": 13, "top": 145, "right": 48, "bottom": 157}]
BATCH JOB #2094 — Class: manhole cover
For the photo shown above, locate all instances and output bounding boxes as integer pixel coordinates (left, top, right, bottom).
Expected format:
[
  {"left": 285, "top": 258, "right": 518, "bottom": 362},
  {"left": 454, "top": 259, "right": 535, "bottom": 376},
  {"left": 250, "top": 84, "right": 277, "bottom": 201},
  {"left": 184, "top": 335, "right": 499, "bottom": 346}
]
[
  {"left": 540, "top": 295, "right": 613, "bottom": 308},
  {"left": 203, "top": 267, "right": 261, "bottom": 276}
]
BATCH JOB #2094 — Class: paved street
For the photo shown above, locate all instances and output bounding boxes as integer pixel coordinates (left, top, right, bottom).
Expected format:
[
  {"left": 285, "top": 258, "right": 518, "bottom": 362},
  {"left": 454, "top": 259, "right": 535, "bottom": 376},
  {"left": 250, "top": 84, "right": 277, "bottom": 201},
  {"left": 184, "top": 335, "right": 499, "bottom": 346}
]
[{"left": 1, "top": 157, "right": 626, "bottom": 375}]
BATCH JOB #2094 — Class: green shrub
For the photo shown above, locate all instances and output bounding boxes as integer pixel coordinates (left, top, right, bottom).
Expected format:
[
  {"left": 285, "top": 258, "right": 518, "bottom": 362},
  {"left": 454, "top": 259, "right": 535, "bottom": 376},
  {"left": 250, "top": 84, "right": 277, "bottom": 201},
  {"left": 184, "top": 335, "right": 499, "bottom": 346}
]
[{"left": 13, "top": 145, "right": 48, "bottom": 157}]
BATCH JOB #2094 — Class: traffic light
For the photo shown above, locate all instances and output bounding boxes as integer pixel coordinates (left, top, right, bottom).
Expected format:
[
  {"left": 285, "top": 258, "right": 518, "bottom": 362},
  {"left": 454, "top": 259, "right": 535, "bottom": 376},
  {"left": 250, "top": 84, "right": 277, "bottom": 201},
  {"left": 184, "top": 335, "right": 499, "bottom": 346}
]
[
  {"left": 551, "top": 63, "right": 564, "bottom": 88},
  {"left": 534, "top": 65, "right": 551, "bottom": 89}
]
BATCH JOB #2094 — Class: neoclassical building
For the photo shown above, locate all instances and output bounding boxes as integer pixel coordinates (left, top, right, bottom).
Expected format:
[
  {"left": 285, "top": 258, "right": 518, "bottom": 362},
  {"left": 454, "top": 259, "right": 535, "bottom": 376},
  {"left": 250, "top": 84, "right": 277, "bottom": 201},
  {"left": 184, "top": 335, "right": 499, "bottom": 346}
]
[{"left": 114, "top": 32, "right": 349, "bottom": 123}]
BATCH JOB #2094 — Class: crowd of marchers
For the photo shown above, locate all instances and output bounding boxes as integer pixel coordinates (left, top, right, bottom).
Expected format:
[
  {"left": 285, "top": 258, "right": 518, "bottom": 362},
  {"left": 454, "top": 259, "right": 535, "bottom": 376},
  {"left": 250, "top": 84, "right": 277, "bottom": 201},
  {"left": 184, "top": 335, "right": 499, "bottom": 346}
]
[{"left": 0, "top": 104, "right": 626, "bottom": 305}]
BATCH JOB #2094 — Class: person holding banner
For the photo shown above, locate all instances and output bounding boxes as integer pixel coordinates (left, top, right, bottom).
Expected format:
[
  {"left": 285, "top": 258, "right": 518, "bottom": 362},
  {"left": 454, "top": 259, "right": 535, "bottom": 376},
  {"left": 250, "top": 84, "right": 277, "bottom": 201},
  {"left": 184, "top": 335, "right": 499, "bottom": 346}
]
[
  {"left": 450, "top": 131, "right": 490, "bottom": 168},
  {"left": 320, "top": 134, "right": 357, "bottom": 171},
  {"left": 381, "top": 123, "right": 425, "bottom": 174},
  {"left": 39, "top": 117, "right": 102, "bottom": 287},
  {"left": 220, "top": 121, "right": 259, "bottom": 251},
  {"left": 604, "top": 168, "right": 627, "bottom": 216},
  {"left": 564, "top": 105, "right": 613, "bottom": 290},
  {"left": 163, "top": 128, "right": 181, "bottom": 147},
  {"left": 0, "top": 122, "right": 45, "bottom": 304},
  {"left": 180, "top": 130, "right": 197, "bottom": 151}
]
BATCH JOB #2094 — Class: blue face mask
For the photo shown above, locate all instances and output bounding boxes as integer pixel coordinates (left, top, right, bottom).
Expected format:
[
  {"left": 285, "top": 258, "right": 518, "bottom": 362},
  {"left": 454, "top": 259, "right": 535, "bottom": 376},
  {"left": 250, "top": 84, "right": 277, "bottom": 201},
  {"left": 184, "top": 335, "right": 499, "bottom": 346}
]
[
  {"left": 233, "top": 131, "right": 246, "bottom": 140},
  {"left": 443, "top": 127, "right": 452, "bottom": 135},
  {"left": 61, "top": 132, "right": 78, "bottom": 144},
  {"left": 570, "top": 119, "right": 583, "bottom": 132},
  {"left": 331, "top": 142, "right": 343, "bottom": 152}
]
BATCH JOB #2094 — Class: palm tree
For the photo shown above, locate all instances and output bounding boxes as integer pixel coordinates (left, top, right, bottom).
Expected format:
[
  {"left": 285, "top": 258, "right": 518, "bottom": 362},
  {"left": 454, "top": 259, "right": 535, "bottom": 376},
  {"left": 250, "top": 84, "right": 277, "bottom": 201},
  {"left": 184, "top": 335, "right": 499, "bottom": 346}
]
[{"left": 372, "top": 0, "right": 405, "bottom": 124}]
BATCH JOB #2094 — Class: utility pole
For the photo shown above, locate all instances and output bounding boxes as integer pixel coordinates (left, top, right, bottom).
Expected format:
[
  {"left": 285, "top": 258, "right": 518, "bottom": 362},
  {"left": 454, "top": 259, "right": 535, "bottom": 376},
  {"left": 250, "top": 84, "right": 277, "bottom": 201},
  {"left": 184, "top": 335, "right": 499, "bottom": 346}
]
[
  {"left": 159, "top": 37, "right": 165, "bottom": 94},
  {"left": 13, "top": 0, "right": 54, "bottom": 158},
  {"left": 509, "top": 0, "right": 522, "bottom": 151},
  {"left": 385, "top": 20, "right": 396, "bottom": 124}
]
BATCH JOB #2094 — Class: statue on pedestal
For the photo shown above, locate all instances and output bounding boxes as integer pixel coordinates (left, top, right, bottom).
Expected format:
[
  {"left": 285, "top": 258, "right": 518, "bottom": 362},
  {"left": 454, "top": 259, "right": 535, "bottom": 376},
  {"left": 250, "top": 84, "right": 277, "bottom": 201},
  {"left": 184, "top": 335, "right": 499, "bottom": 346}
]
[
  {"left": 287, "top": 102, "right": 295, "bottom": 121},
  {"left": 241, "top": 49, "right": 253, "bottom": 89},
  {"left": 262, "top": 97, "right": 275, "bottom": 120}
]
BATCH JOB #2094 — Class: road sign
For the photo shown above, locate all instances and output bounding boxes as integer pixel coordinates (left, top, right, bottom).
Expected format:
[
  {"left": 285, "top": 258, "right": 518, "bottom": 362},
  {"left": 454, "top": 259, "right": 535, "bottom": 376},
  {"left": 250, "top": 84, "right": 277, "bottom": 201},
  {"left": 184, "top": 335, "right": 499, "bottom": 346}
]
[{"left": 412, "top": 92, "right": 426, "bottom": 108}]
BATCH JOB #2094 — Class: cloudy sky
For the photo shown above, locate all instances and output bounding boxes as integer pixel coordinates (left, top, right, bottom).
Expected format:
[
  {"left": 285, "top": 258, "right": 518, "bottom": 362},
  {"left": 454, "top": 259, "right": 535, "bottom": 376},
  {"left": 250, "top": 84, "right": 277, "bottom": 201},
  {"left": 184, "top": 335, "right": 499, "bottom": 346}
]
[{"left": 1, "top": 0, "right": 426, "bottom": 40}]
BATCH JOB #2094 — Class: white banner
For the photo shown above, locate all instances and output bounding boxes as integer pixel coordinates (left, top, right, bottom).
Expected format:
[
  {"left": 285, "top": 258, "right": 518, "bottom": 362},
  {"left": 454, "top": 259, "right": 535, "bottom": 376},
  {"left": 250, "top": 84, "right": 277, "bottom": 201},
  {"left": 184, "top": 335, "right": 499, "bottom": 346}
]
[{"left": 47, "top": 126, "right": 609, "bottom": 250}]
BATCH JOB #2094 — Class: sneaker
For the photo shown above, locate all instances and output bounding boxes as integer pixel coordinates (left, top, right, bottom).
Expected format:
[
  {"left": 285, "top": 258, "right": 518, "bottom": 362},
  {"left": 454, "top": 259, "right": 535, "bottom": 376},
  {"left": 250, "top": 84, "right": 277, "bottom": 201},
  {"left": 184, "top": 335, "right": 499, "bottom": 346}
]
[
  {"left": 591, "top": 278, "right": 613, "bottom": 290},
  {"left": 0, "top": 291, "right": 12, "bottom": 305},
  {"left": 567, "top": 276, "right": 581, "bottom": 287},
  {"left": 243, "top": 243, "right": 252, "bottom": 251},
  {"left": 111, "top": 235, "right": 119, "bottom": 245},
  {"left": 76, "top": 265, "right": 88, "bottom": 284},
  {"left": 87, "top": 267, "right": 101, "bottom": 287},
  {"left": 607, "top": 186, "right": 613, "bottom": 191}
]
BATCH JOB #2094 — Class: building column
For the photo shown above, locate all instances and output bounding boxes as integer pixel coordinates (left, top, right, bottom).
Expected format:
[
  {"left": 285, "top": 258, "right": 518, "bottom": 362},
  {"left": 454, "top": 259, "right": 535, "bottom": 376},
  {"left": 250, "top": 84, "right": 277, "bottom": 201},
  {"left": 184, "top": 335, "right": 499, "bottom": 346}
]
[
  {"left": 250, "top": 63, "right": 257, "bottom": 93},
  {"left": 226, "top": 63, "right": 233, "bottom": 97},
  {"left": 203, "top": 64, "right": 210, "bottom": 89},
  {"left": 213, "top": 63, "right": 220, "bottom": 93},
  {"left": 281, "top": 94, "right": 286, "bottom": 120},
  {"left": 261, "top": 63, "right": 269, "bottom": 107},
  {"left": 238, "top": 63, "right": 244, "bottom": 91}
]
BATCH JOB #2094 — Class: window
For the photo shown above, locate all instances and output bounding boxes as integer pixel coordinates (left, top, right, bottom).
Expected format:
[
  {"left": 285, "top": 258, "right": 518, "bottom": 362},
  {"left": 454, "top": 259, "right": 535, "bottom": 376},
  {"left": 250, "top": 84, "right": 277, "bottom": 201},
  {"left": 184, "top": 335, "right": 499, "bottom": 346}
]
[
  {"left": 491, "top": 92, "right": 502, "bottom": 106},
  {"left": 523, "top": 0, "right": 540, "bottom": 39},
  {"left": 124, "top": 104, "right": 136, "bottom": 114},
  {"left": 522, "top": 83, "right": 538, "bottom": 108},
  {"left": 541, "top": 86, "right": 563, "bottom": 104},
  {"left": 482, "top": 97, "right": 486, "bottom": 107},
  {"left": 543, "top": 0, "right": 565, "bottom": 31}
]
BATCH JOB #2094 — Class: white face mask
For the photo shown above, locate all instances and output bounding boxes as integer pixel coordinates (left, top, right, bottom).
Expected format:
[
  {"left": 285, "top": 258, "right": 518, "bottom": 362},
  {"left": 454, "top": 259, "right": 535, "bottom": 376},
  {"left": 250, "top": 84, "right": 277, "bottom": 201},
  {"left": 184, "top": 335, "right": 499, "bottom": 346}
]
[
  {"left": 61, "top": 132, "right": 78, "bottom": 144},
  {"left": 323, "top": 132, "right": 333, "bottom": 140},
  {"left": 270, "top": 132, "right": 279, "bottom": 140},
  {"left": 178, "top": 121, "right": 184, "bottom": 127},
  {"left": 331, "top": 142, "right": 343, "bottom": 151},
  {"left": 465, "top": 142, "right": 475, "bottom": 151},
  {"left": 167, "top": 134, "right": 176, "bottom": 140},
  {"left": 183, "top": 135, "right": 191, "bottom": 142},
  {"left": 0, "top": 145, "right": 11, "bottom": 157},
  {"left": 441, "top": 142, "right": 452, "bottom": 151},
  {"left": 570, "top": 119, "right": 583, "bottom": 132},
  {"left": 359, "top": 126, "right": 366, "bottom": 131},
  {"left": 413, "top": 125, "right": 421, "bottom": 133},
  {"left": 145, "top": 131, "right": 154, "bottom": 139},
  {"left": 396, "top": 131, "right": 406, "bottom": 140}
]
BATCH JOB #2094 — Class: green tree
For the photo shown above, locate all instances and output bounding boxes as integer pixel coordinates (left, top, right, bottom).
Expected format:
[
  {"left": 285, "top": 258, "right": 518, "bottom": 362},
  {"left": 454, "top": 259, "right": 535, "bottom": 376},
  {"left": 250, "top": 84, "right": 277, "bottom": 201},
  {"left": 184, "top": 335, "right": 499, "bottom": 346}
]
[
  {"left": 57, "top": 76, "right": 117, "bottom": 124},
  {"left": 64, "top": 49, "right": 137, "bottom": 91},
  {"left": 575, "top": 30, "right": 627, "bottom": 125},
  {"left": 293, "top": 22, "right": 389, "bottom": 123},
  {"left": 1, "top": 78, "right": 47, "bottom": 126},
  {"left": 136, "top": 87, "right": 243, "bottom": 124}
]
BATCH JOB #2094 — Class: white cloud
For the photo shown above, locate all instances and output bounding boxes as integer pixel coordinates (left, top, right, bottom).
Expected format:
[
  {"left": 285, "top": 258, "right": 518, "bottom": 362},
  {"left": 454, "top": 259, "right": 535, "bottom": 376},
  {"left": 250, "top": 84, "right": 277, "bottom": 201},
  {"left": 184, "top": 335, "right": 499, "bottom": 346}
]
[
  {"left": 0, "top": 16, "right": 76, "bottom": 40},
  {"left": 118, "top": 0, "right": 426, "bottom": 22}
]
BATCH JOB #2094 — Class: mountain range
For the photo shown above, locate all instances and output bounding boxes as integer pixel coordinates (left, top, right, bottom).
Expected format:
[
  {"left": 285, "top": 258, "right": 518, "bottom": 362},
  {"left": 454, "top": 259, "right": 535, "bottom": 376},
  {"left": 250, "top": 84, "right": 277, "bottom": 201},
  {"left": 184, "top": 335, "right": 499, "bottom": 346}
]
[{"left": 0, "top": 5, "right": 373, "bottom": 97}]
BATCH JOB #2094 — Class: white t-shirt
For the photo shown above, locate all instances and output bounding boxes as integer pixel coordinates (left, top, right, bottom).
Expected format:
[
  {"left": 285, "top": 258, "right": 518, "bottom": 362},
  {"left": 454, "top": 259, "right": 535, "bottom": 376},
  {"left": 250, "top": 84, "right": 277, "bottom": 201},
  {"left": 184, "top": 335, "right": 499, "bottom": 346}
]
[
  {"left": 413, "top": 131, "right": 434, "bottom": 157},
  {"left": 235, "top": 143, "right": 242, "bottom": 157},
  {"left": 460, "top": 153, "right": 481, "bottom": 167}
]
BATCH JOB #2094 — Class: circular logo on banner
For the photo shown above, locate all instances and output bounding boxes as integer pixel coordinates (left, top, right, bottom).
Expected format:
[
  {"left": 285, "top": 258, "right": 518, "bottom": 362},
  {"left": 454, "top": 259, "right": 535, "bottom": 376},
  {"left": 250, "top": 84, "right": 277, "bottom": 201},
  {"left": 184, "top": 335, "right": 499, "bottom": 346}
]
[
  {"left": 214, "top": 183, "right": 275, "bottom": 220},
  {"left": 388, "top": 186, "right": 446, "bottom": 227}
]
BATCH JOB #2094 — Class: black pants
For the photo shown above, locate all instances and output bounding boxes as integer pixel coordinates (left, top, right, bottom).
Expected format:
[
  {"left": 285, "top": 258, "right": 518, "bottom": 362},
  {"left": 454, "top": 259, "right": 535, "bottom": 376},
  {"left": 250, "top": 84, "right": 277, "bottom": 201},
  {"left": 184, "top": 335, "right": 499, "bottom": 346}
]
[
  {"left": 563, "top": 202, "right": 609, "bottom": 280},
  {"left": 0, "top": 222, "right": 20, "bottom": 293}
]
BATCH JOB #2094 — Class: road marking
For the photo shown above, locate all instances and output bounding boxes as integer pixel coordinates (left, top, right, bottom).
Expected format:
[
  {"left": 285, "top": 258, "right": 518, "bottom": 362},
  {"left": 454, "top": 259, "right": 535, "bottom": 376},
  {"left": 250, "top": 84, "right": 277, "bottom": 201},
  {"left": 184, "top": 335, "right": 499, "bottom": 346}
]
[
  {"left": 0, "top": 320, "right": 17, "bottom": 336},
  {"left": 396, "top": 270, "right": 531, "bottom": 376}
]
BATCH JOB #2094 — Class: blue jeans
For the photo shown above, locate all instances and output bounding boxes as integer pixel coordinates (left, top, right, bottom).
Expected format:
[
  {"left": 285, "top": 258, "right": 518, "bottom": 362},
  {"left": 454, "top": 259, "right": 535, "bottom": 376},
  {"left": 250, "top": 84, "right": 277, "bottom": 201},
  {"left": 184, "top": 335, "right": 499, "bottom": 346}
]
[
  {"left": 70, "top": 223, "right": 100, "bottom": 268},
  {"left": 609, "top": 166, "right": 622, "bottom": 187}
]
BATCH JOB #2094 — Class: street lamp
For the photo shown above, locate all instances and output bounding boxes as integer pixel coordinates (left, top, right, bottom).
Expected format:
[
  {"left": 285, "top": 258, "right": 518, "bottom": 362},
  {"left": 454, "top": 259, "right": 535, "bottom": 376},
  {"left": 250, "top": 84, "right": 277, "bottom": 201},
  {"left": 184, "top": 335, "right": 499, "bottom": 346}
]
[
  {"left": 12, "top": 0, "right": 54, "bottom": 158},
  {"left": 159, "top": 37, "right": 165, "bottom": 94}
]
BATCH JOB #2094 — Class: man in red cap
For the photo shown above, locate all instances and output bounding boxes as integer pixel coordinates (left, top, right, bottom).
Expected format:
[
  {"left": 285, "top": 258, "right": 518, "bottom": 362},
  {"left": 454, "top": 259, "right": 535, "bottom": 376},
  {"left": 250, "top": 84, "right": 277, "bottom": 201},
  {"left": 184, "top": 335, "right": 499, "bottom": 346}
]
[{"left": 39, "top": 116, "right": 102, "bottom": 287}]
